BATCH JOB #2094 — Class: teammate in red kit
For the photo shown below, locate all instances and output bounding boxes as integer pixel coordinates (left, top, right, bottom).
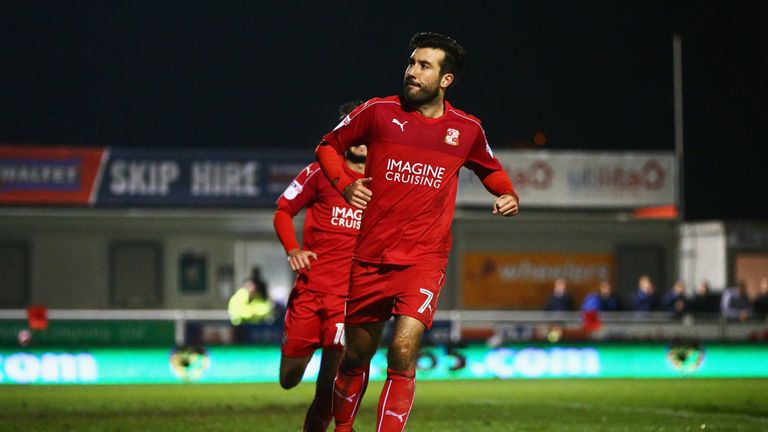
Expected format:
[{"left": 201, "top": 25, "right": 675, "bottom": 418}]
[
  {"left": 316, "top": 33, "right": 519, "bottom": 431},
  {"left": 274, "top": 101, "right": 366, "bottom": 432}
]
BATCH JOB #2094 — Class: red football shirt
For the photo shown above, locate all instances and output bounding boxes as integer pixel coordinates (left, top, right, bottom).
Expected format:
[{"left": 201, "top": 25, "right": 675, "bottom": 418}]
[
  {"left": 321, "top": 95, "right": 509, "bottom": 266},
  {"left": 276, "top": 161, "right": 363, "bottom": 294}
]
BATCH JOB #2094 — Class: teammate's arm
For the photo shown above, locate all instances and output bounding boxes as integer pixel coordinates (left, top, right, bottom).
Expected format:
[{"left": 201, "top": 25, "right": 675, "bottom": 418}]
[
  {"left": 274, "top": 164, "right": 322, "bottom": 272},
  {"left": 273, "top": 210, "right": 318, "bottom": 272},
  {"left": 316, "top": 99, "right": 376, "bottom": 209},
  {"left": 316, "top": 145, "right": 372, "bottom": 210}
]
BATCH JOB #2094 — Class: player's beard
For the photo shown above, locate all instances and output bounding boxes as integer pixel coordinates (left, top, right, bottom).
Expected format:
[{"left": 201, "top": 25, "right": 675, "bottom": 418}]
[
  {"left": 402, "top": 80, "right": 440, "bottom": 108},
  {"left": 345, "top": 150, "right": 366, "bottom": 164}
]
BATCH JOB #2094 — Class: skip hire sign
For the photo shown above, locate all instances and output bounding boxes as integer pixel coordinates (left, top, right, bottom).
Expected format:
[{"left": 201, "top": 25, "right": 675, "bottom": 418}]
[{"left": 97, "top": 148, "right": 311, "bottom": 207}]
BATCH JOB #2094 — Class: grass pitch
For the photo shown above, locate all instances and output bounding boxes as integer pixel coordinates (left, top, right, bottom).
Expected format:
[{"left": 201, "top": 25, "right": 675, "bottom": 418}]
[{"left": 1, "top": 379, "right": 767, "bottom": 431}]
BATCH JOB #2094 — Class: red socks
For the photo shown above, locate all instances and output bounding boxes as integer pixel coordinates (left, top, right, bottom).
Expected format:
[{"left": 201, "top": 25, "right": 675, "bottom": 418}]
[
  {"left": 332, "top": 365, "right": 416, "bottom": 431},
  {"left": 376, "top": 368, "right": 416, "bottom": 432},
  {"left": 332, "top": 363, "right": 370, "bottom": 432}
]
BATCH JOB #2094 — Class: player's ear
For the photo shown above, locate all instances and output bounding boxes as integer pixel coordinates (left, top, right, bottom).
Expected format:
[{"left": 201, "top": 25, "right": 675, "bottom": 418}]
[{"left": 440, "top": 73, "right": 454, "bottom": 89}]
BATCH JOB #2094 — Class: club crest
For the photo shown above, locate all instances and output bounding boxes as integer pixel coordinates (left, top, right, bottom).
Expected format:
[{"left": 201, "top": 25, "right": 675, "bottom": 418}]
[{"left": 444, "top": 128, "right": 460, "bottom": 146}]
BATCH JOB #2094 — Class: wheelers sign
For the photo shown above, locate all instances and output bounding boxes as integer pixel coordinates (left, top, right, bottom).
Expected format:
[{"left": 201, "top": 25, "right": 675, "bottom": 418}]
[{"left": 463, "top": 252, "right": 615, "bottom": 309}]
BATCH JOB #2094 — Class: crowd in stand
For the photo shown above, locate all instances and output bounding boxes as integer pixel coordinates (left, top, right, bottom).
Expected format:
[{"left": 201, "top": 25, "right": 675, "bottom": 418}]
[{"left": 544, "top": 275, "right": 768, "bottom": 321}]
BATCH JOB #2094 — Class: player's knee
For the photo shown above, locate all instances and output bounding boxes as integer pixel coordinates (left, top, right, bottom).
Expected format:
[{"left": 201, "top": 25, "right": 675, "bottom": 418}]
[
  {"left": 342, "top": 341, "right": 376, "bottom": 367},
  {"left": 279, "top": 365, "right": 303, "bottom": 389},
  {"left": 387, "top": 340, "right": 419, "bottom": 369},
  {"left": 342, "top": 348, "right": 369, "bottom": 369},
  {"left": 279, "top": 372, "right": 301, "bottom": 390}
]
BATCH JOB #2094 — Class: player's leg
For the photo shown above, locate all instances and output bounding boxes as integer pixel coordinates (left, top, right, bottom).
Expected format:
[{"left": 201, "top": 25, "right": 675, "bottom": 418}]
[
  {"left": 334, "top": 261, "right": 396, "bottom": 431},
  {"left": 303, "top": 293, "right": 347, "bottom": 431},
  {"left": 280, "top": 288, "right": 322, "bottom": 389},
  {"left": 376, "top": 264, "right": 444, "bottom": 432},
  {"left": 279, "top": 354, "right": 313, "bottom": 389},
  {"left": 333, "top": 321, "right": 385, "bottom": 432},
  {"left": 303, "top": 347, "right": 343, "bottom": 432},
  {"left": 376, "top": 315, "right": 424, "bottom": 432}
]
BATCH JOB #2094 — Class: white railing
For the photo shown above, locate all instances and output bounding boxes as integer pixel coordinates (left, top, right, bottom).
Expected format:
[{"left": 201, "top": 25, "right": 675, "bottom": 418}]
[{"left": 1, "top": 309, "right": 765, "bottom": 344}]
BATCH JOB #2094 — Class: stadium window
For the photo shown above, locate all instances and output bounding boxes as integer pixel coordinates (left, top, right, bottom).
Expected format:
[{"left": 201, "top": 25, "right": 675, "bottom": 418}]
[
  {"left": 0, "top": 242, "right": 29, "bottom": 307},
  {"left": 109, "top": 242, "right": 163, "bottom": 308}
]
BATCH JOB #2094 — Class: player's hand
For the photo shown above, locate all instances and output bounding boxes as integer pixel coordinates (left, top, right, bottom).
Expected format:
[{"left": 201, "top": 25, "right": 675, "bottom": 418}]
[
  {"left": 287, "top": 249, "right": 318, "bottom": 272},
  {"left": 343, "top": 177, "right": 373, "bottom": 210},
  {"left": 492, "top": 194, "right": 519, "bottom": 217}
]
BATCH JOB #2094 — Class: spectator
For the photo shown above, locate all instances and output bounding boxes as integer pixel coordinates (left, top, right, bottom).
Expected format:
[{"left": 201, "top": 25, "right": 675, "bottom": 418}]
[
  {"left": 688, "top": 279, "right": 721, "bottom": 315},
  {"left": 721, "top": 280, "right": 752, "bottom": 322},
  {"left": 752, "top": 276, "right": 768, "bottom": 320},
  {"left": 581, "top": 280, "right": 622, "bottom": 312},
  {"left": 630, "top": 274, "right": 659, "bottom": 312},
  {"left": 227, "top": 267, "right": 274, "bottom": 325},
  {"left": 544, "top": 278, "right": 574, "bottom": 311},
  {"left": 661, "top": 279, "right": 688, "bottom": 317}
]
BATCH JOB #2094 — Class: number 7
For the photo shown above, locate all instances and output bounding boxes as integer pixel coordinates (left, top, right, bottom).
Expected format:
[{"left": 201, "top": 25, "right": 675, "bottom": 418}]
[{"left": 417, "top": 288, "right": 433, "bottom": 314}]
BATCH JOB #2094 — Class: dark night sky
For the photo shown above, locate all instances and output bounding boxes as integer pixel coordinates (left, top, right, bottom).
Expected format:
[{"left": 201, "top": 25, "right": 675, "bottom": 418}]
[{"left": 1, "top": 1, "right": 766, "bottom": 220}]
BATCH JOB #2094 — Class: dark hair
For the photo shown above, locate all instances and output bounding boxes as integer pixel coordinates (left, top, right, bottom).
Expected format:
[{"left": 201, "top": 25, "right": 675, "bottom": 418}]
[
  {"left": 249, "top": 267, "right": 269, "bottom": 299},
  {"left": 338, "top": 100, "right": 363, "bottom": 120},
  {"left": 409, "top": 32, "right": 466, "bottom": 79}
]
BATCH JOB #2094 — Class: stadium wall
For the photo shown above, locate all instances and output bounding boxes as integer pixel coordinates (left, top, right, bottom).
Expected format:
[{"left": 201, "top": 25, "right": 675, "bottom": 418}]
[{"left": 0, "top": 208, "right": 679, "bottom": 310}]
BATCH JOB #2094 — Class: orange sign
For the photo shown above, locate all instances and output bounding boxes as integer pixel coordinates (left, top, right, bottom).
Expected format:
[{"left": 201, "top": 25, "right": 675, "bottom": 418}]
[{"left": 463, "top": 252, "right": 615, "bottom": 309}]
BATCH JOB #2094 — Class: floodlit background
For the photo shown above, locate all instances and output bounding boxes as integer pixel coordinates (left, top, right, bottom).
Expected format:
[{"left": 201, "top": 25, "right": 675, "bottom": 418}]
[{"left": 0, "top": 2, "right": 766, "bottom": 430}]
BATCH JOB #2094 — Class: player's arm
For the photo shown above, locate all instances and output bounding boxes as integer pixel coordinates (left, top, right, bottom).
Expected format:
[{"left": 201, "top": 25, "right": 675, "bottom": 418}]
[
  {"left": 273, "top": 165, "right": 320, "bottom": 272},
  {"left": 465, "top": 126, "right": 519, "bottom": 217},
  {"left": 316, "top": 143, "right": 373, "bottom": 210},
  {"left": 482, "top": 171, "right": 519, "bottom": 217},
  {"left": 273, "top": 209, "right": 318, "bottom": 272},
  {"left": 316, "top": 100, "right": 375, "bottom": 209}
]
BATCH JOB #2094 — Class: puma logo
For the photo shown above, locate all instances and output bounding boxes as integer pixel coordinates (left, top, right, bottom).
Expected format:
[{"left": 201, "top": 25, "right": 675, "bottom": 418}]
[
  {"left": 385, "top": 410, "right": 407, "bottom": 423},
  {"left": 392, "top": 118, "right": 408, "bottom": 132},
  {"left": 334, "top": 389, "right": 356, "bottom": 404}
]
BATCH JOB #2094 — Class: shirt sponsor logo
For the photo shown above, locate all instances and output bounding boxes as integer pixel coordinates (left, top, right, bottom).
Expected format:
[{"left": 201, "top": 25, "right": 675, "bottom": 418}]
[
  {"left": 444, "top": 128, "right": 460, "bottom": 146},
  {"left": 331, "top": 206, "right": 361, "bottom": 229},
  {"left": 385, "top": 159, "right": 445, "bottom": 189}
]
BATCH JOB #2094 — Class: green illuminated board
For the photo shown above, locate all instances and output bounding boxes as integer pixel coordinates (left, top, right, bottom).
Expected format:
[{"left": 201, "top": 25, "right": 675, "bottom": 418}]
[
  {"left": 0, "top": 320, "right": 175, "bottom": 346},
  {"left": 1, "top": 343, "right": 766, "bottom": 385}
]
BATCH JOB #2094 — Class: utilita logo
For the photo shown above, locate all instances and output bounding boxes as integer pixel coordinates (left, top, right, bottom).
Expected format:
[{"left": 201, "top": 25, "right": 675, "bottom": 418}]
[{"left": 568, "top": 159, "right": 666, "bottom": 191}]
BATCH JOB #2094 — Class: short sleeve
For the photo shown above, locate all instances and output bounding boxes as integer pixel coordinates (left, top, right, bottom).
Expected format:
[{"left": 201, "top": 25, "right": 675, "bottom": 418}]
[
  {"left": 321, "top": 98, "right": 378, "bottom": 152},
  {"left": 463, "top": 125, "right": 504, "bottom": 179},
  {"left": 276, "top": 163, "right": 322, "bottom": 216}
]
